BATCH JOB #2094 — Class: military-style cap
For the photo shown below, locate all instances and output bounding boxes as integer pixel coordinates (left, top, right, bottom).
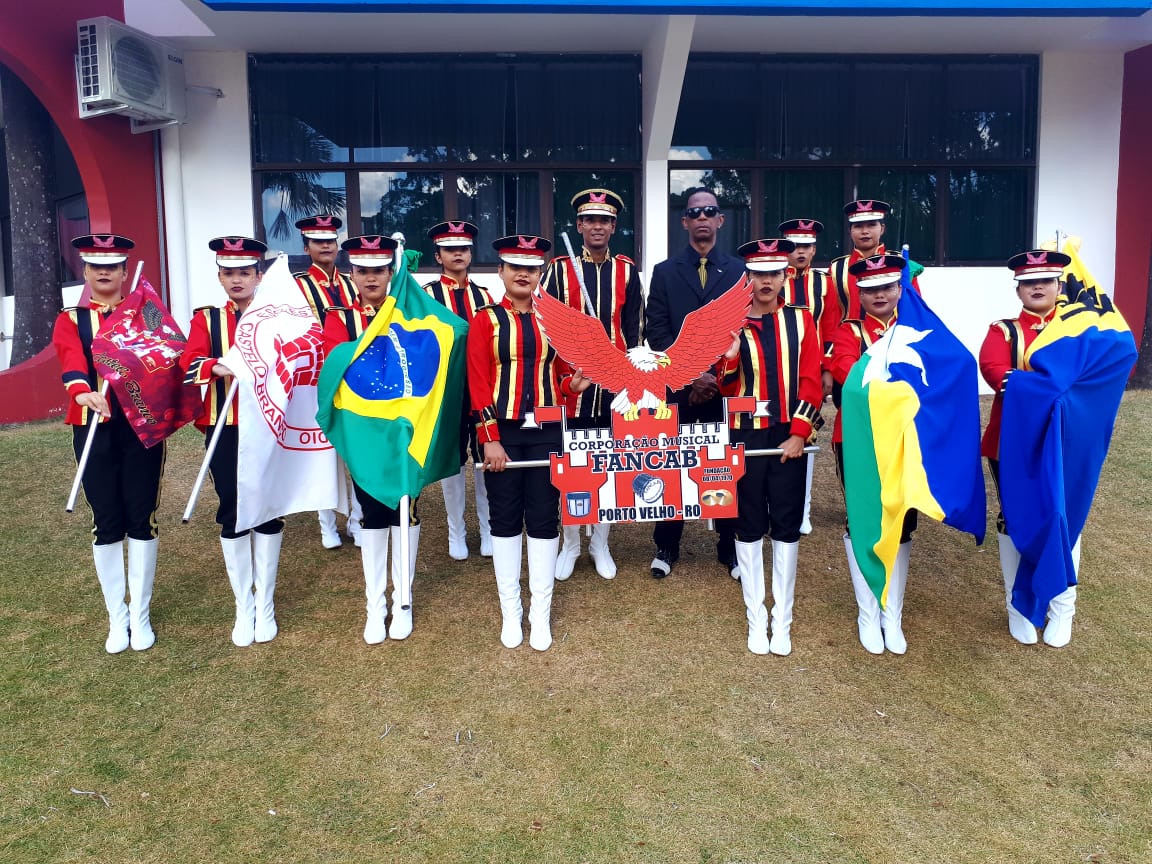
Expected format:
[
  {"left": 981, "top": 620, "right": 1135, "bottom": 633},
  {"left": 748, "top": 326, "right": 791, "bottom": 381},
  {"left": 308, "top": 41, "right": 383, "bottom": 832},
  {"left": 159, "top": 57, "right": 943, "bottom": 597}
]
[
  {"left": 777, "top": 219, "right": 824, "bottom": 245},
  {"left": 295, "top": 214, "right": 343, "bottom": 241},
  {"left": 849, "top": 253, "right": 907, "bottom": 289},
  {"left": 843, "top": 200, "right": 891, "bottom": 223},
  {"left": 1007, "top": 249, "right": 1070, "bottom": 281},
  {"left": 209, "top": 236, "right": 267, "bottom": 268},
  {"left": 738, "top": 238, "right": 796, "bottom": 273},
  {"left": 72, "top": 234, "right": 134, "bottom": 265},
  {"left": 572, "top": 188, "right": 624, "bottom": 219},
  {"left": 492, "top": 234, "right": 551, "bottom": 266},
  {"left": 342, "top": 235, "right": 397, "bottom": 268},
  {"left": 426, "top": 221, "right": 478, "bottom": 248}
]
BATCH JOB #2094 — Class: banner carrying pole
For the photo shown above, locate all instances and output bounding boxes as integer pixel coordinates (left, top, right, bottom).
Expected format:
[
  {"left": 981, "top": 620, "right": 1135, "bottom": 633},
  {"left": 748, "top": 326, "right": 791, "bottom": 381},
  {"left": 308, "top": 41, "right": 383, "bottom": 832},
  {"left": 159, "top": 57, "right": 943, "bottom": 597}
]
[
  {"left": 474, "top": 446, "right": 819, "bottom": 471},
  {"left": 65, "top": 380, "right": 110, "bottom": 513},
  {"left": 398, "top": 494, "right": 412, "bottom": 610},
  {"left": 182, "top": 379, "right": 240, "bottom": 523},
  {"left": 560, "top": 232, "right": 597, "bottom": 317}
]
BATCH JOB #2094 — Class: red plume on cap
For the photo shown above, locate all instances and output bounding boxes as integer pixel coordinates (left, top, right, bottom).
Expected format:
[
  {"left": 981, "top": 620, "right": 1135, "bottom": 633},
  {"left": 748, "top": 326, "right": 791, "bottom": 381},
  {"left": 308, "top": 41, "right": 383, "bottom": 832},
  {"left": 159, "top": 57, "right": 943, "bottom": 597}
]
[
  {"left": 518, "top": 236, "right": 539, "bottom": 249},
  {"left": 93, "top": 236, "right": 115, "bottom": 248},
  {"left": 362, "top": 236, "right": 381, "bottom": 249},
  {"left": 757, "top": 240, "right": 779, "bottom": 253},
  {"left": 798, "top": 220, "right": 814, "bottom": 230},
  {"left": 222, "top": 237, "right": 245, "bottom": 251},
  {"left": 865, "top": 257, "right": 887, "bottom": 271},
  {"left": 857, "top": 201, "right": 873, "bottom": 213},
  {"left": 589, "top": 192, "right": 607, "bottom": 204},
  {"left": 315, "top": 216, "right": 333, "bottom": 227},
  {"left": 448, "top": 221, "right": 464, "bottom": 232},
  {"left": 1026, "top": 251, "right": 1047, "bottom": 265}
]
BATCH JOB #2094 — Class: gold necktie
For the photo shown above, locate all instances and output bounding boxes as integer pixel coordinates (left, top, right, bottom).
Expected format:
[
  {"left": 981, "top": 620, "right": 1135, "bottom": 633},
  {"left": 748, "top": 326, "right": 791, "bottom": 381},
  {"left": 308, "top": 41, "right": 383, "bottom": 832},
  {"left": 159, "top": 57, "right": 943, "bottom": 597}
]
[{"left": 698, "top": 257, "right": 708, "bottom": 288}]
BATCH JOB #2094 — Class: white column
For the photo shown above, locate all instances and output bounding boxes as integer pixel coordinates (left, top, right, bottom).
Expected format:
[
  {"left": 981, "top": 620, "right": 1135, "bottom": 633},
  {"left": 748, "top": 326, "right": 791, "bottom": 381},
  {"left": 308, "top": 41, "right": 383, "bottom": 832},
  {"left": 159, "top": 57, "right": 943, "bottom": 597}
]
[{"left": 640, "top": 16, "right": 695, "bottom": 296}]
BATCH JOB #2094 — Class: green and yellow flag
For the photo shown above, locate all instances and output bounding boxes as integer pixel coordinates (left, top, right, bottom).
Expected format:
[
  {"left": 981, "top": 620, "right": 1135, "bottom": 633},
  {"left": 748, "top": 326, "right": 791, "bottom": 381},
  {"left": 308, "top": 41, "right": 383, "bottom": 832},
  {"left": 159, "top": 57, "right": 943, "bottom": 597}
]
[{"left": 317, "top": 256, "right": 469, "bottom": 509}]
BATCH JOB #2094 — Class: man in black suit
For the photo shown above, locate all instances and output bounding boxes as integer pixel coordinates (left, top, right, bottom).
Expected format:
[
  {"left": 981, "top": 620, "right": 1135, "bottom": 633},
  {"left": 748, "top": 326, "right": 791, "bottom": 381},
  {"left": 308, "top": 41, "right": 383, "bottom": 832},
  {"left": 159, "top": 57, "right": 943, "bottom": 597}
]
[{"left": 644, "top": 188, "right": 744, "bottom": 579}]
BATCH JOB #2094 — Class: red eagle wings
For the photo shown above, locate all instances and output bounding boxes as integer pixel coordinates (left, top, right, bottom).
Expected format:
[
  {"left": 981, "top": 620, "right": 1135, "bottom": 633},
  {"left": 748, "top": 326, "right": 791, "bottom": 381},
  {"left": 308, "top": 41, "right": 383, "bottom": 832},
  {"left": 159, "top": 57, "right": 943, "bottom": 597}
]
[{"left": 534, "top": 277, "right": 753, "bottom": 420}]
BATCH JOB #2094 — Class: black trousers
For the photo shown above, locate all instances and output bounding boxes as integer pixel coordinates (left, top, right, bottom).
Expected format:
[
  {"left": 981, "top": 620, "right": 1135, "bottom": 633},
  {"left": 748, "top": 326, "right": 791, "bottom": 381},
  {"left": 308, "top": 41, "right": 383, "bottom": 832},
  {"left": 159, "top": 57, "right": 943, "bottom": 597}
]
[
  {"left": 207, "top": 426, "right": 283, "bottom": 539},
  {"left": 652, "top": 390, "right": 736, "bottom": 555},
  {"left": 833, "top": 440, "right": 917, "bottom": 542},
  {"left": 732, "top": 426, "right": 806, "bottom": 544},
  {"left": 73, "top": 414, "right": 165, "bottom": 545},
  {"left": 352, "top": 481, "right": 420, "bottom": 530},
  {"left": 483, "top": 420, "right": 562, "bottom": 539}
]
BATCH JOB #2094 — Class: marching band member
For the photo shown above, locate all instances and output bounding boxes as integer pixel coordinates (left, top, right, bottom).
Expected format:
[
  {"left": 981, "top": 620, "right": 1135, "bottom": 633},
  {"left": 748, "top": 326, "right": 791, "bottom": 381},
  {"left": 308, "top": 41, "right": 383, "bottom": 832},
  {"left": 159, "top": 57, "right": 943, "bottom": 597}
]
[
  {"left": 52, "top": 234, "right": 164, "bottom": 653},
  {"left": 181, "top": 237, "right": 285, "bottom": 647},
  {"left": 421, "top": 221, "right": 495, "bottom": 561},
  {"left": 716, "top": 239, "right": 822, "bottom": 656},
  {"left": 541, "top": 188, "right": 643, "bottom": 581},
  {"left": 779, "top": 217, "right": 834, "bottom": 535},
  {"left": 323, "top": 234, "right": 418, "bottom": 643},
  {"left": 468, "top": 235, "right": 590, "bottom": 651},
  {"left": 979, "top": 249, "right": 1073, "bottom": 646},
  {"left": 293, "top": 213, "right": 360, "bottom": 549},
  {"left": 829, "top": 253, "right": 915, "bottom": 655}
]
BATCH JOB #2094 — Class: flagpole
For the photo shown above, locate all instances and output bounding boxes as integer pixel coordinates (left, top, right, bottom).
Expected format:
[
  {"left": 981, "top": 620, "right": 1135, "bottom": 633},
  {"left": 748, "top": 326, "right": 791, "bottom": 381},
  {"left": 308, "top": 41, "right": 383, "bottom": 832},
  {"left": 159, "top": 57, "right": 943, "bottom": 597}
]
[
  {"left": 65, "top": 380, "right": 110, "bottom": 513},
  {"left": 473, "top": 446, "right": 820, "bottom": 470},
  {"left": 182, "top": 379, "right": 240, "bottom": 523},
  {"left": 65, "top": 262, "right": 145, "bottom": 512},
  {"left": 560, "top": 232, "right": 597, "bottom": 316},
  {"left": 398, "top": 494, "right": 412, "bottom": 611}
]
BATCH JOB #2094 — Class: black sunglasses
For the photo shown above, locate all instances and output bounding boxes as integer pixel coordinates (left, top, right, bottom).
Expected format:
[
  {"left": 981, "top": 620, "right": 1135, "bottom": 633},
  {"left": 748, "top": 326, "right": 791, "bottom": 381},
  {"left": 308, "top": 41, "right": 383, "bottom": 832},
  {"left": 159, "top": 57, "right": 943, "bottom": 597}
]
[{"left": 684, "top": 205, "right": 721, "bottom": 219}]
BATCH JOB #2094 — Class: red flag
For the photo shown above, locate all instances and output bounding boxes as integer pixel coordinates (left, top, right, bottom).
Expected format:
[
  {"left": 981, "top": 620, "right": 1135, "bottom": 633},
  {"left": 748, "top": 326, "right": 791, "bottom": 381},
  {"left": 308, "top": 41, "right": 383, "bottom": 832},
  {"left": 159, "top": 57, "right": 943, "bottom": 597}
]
[{"left": 92, "top": 278, "right": 202, "bottom": 447}]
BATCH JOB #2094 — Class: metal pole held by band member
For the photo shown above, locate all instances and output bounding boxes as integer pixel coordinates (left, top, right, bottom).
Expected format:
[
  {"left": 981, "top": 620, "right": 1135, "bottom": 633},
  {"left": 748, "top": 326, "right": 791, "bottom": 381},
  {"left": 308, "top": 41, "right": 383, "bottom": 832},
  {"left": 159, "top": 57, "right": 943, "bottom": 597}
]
[
  {"left": 474, "top": 445, "right": 820, "bottom": 471},
  {"left": 560, "top": 232, "right": 597, "bottom": 317},
  {"left": 182, "top": 378, "right": 240, "bottom": 523},
  {"left": 398, "top": 493, "right": 412, "bottom": 610}
]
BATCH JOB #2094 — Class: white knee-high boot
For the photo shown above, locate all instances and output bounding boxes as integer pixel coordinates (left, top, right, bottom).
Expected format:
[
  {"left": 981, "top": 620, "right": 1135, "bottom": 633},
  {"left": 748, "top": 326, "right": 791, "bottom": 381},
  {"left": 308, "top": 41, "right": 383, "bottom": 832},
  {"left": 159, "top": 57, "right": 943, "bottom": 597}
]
[
  {"left": 359, "top": 528, "right": 389, "bottom": 644},
  {"left": 555, "top": 524, "right": 581, "bottom": 581},
  {"left": 442, "top": 468, "right": 469, "bottom": 560},
  {"left": 800, "top": 452, "right": 815, "bottom": 535},
  {"left": 736, "top": 540, "right": 769, "bottom": 655},
  {"left": 474, "top": 466, "right": 493, "bottom": 557},
  {"left": 252, "top": 531, "right": 283, "bottom": 643},
  {"left": 318, "top": 509, "right": 341, "bottom": 549},
  {"left": 126, "top": 538, "right": 158, "bottom": 651},
  {"left": 526, "top": 536, "right": 558, "bottom": 651},
  {"left": 588, "top": 523, "right": 617, "bottom": 579},
  {"left": 389, "top": 525, "right": 419, "bottom": 640},
  {"left": 769, "top": 540, "right": 799, "bottom": 656},
  {"left": 881, "top": 541, "right": 910, "bottom": 655},
  {"left": 220, "top": 535, "right": 256, "bottom": 647},
  {"left": 998, "top": 533, "right": 1037, "bottom": 645},
  {"left": 1044, "top": 537, "right": 1080, "bottom": 648},
  {"left": 93, "top": 541, "right": 129, "bottom": 654},
  {"left": 844, "top": 534, "right": 884, "bottom": 654},
  {"left": 491, "top": 535, "right": 523, "bottom": 648}
]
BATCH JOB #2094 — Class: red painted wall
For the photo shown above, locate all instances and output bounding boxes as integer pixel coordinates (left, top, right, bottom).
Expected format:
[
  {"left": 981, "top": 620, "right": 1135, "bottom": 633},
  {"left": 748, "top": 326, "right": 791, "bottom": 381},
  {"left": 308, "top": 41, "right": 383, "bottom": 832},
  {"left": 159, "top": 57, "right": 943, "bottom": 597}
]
[
  {"left": 0, "top": 0, "right": 161, "bottom": 424},
  {"left": 1116, "top": 44, "right": 1152, "bottom": 353}
]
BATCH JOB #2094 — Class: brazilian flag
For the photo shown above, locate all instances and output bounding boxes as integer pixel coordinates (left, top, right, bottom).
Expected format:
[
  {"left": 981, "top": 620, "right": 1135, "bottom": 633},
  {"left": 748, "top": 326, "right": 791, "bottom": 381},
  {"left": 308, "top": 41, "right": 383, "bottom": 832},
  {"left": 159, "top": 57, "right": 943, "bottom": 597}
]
[
  {"left": 317, "top": 255, "right": 469, "bottom": 509},
  {"left": 841, "top": 287, "right": 986, "bottom": 607},
  {"left": 999, "top": 244, "right": 1136, "bottom": 626}
]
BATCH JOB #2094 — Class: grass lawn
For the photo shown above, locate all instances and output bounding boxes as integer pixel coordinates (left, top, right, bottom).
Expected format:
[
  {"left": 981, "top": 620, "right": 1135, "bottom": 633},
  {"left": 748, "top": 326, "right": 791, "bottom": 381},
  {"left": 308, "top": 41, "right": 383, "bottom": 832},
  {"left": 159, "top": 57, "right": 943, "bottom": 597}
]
[{"left": 1, "top": 393, "right": 1149, "bottom": 863}]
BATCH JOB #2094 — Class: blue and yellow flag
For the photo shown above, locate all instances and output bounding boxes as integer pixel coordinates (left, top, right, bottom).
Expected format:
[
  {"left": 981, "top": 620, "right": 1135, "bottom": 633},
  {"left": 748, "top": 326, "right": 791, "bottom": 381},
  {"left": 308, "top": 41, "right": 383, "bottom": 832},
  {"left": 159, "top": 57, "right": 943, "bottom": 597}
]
[
  {"left": 999, "top": 243, "right": 1136, "bottom": 626},
  {"left": 317, "top": 254, "right": 469, "bottom": 509},
  {"left": 841, "top": 286, "right": 986, "bottom": 606}
]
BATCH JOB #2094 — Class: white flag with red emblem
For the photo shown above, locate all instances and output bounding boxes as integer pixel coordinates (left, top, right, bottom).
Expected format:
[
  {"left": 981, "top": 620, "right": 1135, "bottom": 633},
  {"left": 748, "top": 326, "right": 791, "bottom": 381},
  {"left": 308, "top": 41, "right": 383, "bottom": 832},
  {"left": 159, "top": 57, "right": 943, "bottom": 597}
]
[{"left": 221, "top": 255, "right": 347, "bottom": 531}]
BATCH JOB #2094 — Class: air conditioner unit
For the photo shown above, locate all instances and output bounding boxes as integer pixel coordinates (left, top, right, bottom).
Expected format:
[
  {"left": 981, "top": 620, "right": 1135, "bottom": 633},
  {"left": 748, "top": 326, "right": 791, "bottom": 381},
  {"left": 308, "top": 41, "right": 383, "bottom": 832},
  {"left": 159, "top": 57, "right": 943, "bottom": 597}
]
[{"left": 75, "top": 16, "right": 186, "bottom": 133}]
